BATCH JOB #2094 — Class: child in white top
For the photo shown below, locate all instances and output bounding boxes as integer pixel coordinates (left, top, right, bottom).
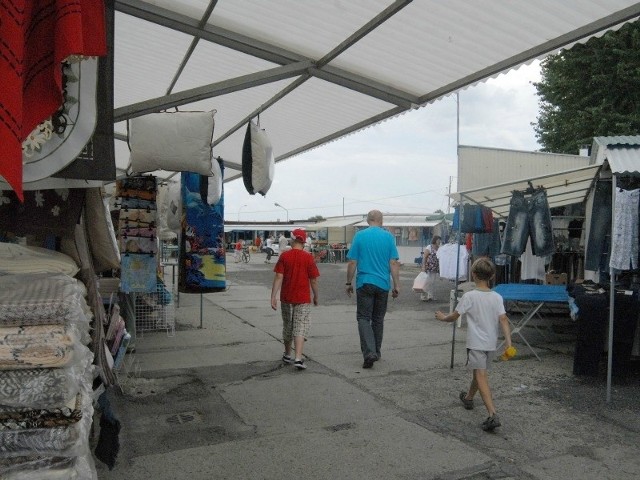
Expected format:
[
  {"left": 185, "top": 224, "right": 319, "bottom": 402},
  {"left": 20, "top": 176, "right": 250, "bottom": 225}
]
[{"left": 435, "top": 257, "right": 512, "bottom": 432}]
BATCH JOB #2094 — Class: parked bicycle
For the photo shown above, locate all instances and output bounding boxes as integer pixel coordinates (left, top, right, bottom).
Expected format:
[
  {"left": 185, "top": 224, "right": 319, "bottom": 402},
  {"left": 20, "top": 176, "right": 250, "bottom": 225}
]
[{"left": 241, "top": 247, "right": 251, "bottom": 264}]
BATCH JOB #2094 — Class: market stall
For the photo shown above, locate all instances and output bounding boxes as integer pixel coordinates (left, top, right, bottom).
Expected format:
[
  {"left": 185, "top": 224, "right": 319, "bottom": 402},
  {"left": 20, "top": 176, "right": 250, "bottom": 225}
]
[{"left": 449, "top": 136, "right": 640, "bottom": 401}]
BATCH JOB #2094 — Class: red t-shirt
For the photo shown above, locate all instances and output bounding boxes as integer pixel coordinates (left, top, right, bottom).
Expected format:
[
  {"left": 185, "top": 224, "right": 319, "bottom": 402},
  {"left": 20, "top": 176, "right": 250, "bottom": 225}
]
[
  {"left": 235, "top": 241, "right": 242, "bottom": 251},
  {"left": 274, "top": 249, "right": 320, "bottom": 304}
]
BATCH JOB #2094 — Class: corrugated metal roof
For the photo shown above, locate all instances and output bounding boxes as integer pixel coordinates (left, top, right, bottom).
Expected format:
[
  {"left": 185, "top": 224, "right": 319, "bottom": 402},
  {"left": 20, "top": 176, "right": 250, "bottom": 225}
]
[
  {"left": 458, "top": 146, "right": 592, "bottom": 192},
  {"left": 592, "top": 136, "right": 640, "bottom": 175},
  {"left": 110, "top": 0, "right": 640, "bottom": 182}
]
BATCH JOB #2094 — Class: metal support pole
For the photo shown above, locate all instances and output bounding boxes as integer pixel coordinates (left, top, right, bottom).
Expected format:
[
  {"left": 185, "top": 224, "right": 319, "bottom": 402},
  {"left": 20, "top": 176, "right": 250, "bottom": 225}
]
[
  {"left": 606, "top": 175, "right": 617, "bottom": 403},
  {"left": 200, "top": 293, "right": 204, "bottom": 329},
  {"left": 451, "top": 205, "right": 462, "bottom": 369}
]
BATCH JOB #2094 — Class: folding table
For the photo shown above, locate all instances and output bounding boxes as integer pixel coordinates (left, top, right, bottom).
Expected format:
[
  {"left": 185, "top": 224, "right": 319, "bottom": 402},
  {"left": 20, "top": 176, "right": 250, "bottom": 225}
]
[{"left": 493, "top": 283, "right": 569, "bottom": 361}]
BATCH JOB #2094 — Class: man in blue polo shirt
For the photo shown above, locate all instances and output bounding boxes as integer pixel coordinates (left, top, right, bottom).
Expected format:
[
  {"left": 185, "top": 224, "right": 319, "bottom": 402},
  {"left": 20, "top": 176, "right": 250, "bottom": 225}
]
[{"left": 346, "top": 210, "right": 400, "bottom": 369}]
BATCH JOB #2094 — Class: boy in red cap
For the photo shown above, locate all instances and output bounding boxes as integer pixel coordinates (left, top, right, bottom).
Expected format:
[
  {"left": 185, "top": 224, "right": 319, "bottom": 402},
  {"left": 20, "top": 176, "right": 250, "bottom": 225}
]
[{"left": 270, "top": 228, "right": 320, "bottom": 369}]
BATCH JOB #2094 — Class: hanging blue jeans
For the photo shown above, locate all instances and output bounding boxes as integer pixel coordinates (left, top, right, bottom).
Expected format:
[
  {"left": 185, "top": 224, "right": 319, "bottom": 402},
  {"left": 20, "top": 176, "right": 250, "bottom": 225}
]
[
  {"left": 472, "top": 219, "right": 501, "bottom": 257},
  {"left": 501, "top": 189, "right": 554, "bottom": 257},
  {"left": 356, "top": 283, "right": 389, "bottom": 359}
]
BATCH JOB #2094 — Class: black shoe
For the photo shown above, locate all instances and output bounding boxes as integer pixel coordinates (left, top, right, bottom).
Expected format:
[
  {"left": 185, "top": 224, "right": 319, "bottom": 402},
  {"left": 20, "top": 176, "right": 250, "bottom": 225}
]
[
  {"left": 481, "top": 414, "right": 501, "bottom": 432},
  {"left": 294, "top": 359, "right": 307, "bottom": 370},
  {"left": 282, "top": 353, "right": 294, "bottom": 364},
  {"left": 362, "top": 354, "right": 376, "bottom": 369}
]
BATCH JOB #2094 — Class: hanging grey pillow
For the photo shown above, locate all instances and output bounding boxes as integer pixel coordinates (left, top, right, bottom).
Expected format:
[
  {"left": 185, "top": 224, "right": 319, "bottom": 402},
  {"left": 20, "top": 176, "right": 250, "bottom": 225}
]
[{"left": 242, "top": 121, "right": 274, "bottom": 195}]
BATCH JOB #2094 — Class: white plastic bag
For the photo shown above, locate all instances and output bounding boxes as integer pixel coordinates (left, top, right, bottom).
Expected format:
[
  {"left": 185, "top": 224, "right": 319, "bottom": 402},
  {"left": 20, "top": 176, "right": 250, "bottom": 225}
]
[{"left": 412, "top": 271, "right": 428, "bottom": 292}]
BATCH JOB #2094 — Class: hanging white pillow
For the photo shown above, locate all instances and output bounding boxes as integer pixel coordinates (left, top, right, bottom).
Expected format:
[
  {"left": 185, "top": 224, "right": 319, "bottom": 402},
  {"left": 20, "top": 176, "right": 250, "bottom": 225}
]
[
  {"left": 207, "top": 158, "right": 223, "bottom": 205},
  {"left": 129, "top": 111, "right": 215, "bottom": 176},
  {"left": 164, "top": 180, "right": 182, "bottom": 234},
  {"left": 85, "top": 187, "right": 121, "bottom": 272},
  {"left": 156, "top": 183, "right": 177, "bottom": 241},
  {"left": 242, "top": 121, "right": 274, "bottom": 196}
]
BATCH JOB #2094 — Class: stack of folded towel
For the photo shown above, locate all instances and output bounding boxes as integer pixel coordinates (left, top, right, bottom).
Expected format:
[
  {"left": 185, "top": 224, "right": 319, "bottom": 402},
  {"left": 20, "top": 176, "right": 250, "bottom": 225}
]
[{"left": 0, "top": 245, "right": 97, "bottom": 479}]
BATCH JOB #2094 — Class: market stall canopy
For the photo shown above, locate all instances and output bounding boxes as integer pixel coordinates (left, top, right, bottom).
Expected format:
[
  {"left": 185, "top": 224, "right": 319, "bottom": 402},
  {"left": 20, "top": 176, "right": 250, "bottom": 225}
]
[
  {"left": 111, "top": 1, "right": 640, "bottom": 182},
  {"left": 448, "top": 164, "right": 603, "bottom": 218}
]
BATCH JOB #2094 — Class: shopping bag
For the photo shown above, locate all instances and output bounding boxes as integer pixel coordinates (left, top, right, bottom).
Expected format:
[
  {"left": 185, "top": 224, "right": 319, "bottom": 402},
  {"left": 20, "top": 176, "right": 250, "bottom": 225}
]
[{"left": 412, "top": 271, "right": 428, "bottom": 292}]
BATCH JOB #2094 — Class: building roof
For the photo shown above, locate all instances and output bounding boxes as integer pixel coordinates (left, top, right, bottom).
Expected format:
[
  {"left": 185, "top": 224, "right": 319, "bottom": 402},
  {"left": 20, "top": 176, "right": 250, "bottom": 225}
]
[
  {"left": 592, "top": 136, "right": 640, "bottom": 175},
  {"left": 353, "top": 214, "right": 445, "bottom": 228},
  {"left": 224, "top": 223, "right": 309, "bottom": 232},
  {"left": 457, "top": 146, "right": 592, "bottom": 192},
  {"left": 305, "top": 215, "right": 366, "bottom": 229}
]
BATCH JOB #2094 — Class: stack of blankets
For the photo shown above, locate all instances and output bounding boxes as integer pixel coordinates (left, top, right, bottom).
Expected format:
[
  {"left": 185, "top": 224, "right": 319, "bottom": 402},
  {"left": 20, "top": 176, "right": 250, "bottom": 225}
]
[{"left": 0, "top": 243, "right": 97, "bottom": 479}]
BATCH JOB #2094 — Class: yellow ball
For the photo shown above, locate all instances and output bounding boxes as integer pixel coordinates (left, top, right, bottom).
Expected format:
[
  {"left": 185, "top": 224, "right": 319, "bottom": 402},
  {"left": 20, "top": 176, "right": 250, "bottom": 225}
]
[{"left": 500, "top": 346, "right": 517, "bottom": 360}]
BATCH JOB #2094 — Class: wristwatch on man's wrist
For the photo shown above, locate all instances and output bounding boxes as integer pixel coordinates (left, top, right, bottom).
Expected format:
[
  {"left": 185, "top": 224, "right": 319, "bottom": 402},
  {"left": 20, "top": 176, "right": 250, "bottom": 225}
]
[{"left": 345, "top": 282, "right": 351, "bottom": 285}]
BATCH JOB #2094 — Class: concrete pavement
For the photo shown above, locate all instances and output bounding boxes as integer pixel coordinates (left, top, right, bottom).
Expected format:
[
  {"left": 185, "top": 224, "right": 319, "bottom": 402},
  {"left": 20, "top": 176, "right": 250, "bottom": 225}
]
[{"left": 94, "top": 254, "right": 640, "bottom": 479}]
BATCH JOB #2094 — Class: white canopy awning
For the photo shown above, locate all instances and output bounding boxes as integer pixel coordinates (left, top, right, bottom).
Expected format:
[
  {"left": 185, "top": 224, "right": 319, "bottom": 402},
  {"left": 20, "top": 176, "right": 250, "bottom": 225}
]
[
  {"left": 448, "top": 164, "right": 603, "bottom": 217},
  {"left": 224, "top": 224, "right": 308, "bottom": 232},
  {"left": 111, "top": 1, "right": 640, "bottom": 182}
]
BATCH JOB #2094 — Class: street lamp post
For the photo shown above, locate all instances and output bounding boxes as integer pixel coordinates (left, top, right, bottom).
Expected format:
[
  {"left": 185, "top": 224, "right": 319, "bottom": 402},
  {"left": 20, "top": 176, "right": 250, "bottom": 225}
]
[
  {"left": 237, "top": 204, "right": 248, "bottom": 222},
  {"left": 274, "top": 202, "right": 289, "bottom": 222}
]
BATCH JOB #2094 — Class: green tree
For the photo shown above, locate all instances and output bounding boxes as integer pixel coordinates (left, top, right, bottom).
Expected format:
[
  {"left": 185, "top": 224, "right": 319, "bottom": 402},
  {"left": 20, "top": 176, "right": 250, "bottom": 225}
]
[
  {"left": 308, "top": 215, "right": 325, "bottom": 222},
  {"left": 533, "top": 20, "right": 640, "bottom": 154}
]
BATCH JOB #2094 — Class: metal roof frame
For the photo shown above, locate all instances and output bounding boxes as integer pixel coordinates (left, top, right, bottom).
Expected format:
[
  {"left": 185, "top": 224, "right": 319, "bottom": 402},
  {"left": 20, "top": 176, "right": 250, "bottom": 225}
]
[{"left": 110, "top": 1, "right": 640, "bottom": 181}]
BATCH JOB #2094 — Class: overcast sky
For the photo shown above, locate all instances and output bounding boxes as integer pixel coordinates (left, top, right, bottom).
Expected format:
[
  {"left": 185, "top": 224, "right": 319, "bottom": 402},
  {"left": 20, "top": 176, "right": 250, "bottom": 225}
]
[{"left": 223, "top": 61, "right": 543, "bottom": 223}]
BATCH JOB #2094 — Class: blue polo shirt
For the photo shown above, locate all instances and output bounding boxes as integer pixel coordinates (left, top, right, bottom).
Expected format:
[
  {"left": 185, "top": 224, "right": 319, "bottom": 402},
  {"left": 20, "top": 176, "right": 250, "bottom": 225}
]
[{"left": 347, "top": 226, "right": 399, "bottom": 291}]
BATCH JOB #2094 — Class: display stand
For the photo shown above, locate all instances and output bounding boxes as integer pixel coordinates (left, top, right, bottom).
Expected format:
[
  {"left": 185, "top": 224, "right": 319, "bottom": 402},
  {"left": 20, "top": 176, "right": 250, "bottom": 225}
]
[{"left": 133, "top": 286, "right": 176, "bottom": 337}]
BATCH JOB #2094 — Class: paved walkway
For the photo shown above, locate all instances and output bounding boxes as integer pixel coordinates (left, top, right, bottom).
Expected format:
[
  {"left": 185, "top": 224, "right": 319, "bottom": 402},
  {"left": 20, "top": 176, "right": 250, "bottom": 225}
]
[{"left": 95, "top": 255, "right": 640, "bottom": 479}]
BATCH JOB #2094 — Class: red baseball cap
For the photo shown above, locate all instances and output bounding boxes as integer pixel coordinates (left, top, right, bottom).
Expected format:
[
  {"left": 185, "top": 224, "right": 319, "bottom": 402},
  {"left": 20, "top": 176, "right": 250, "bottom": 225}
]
[{"left": 291, "top": 228, "right": 307, "bottom": 243}]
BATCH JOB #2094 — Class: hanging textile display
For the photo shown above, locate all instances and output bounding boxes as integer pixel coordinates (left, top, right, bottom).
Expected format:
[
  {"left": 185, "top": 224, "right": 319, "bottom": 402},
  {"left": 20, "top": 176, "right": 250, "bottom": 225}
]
[
  {"left": 437, "top": 241, "right": 469, "bottom": 280},
  {"left": 472, "top": 219, "right": 501, "bottom": 257},
  {"left": 179, "top": 168, "right": 226, "bottom": 293},
  {"left": 53, "top": 2, "right": 116, "bottom": 182},
  {"left": 115, "top": 176, "right": 158, "bottom": 293},
  {"left": 585, "top": 179, "right": 612, "bottom": 273},
  {"left": 0, "top": 188, "right": 85, "bottom": 237},
  {"left": 452, "top": 204, "right": 494, "bottom": 234},
  {"left": 0, "top": 1, "right": 107, "bottom": 200},
  {"left": 609, "top": 187, "right": 640, "bottom": 271},
  {"left": 501, "top": 187, "right": 554, "bottom": 257}
]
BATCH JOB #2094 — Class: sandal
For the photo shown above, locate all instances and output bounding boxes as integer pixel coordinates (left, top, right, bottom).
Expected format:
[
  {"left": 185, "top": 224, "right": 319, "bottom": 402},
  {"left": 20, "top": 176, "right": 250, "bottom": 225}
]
[{"left": 459, "top": 391, "right": 474, "bottom": 410}]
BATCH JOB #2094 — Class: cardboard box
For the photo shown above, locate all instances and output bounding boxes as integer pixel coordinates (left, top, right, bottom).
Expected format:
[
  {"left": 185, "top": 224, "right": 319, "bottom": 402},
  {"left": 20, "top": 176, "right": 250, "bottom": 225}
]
[{"left": 545, "top": 273, "right": 567, "bottom": 285}]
